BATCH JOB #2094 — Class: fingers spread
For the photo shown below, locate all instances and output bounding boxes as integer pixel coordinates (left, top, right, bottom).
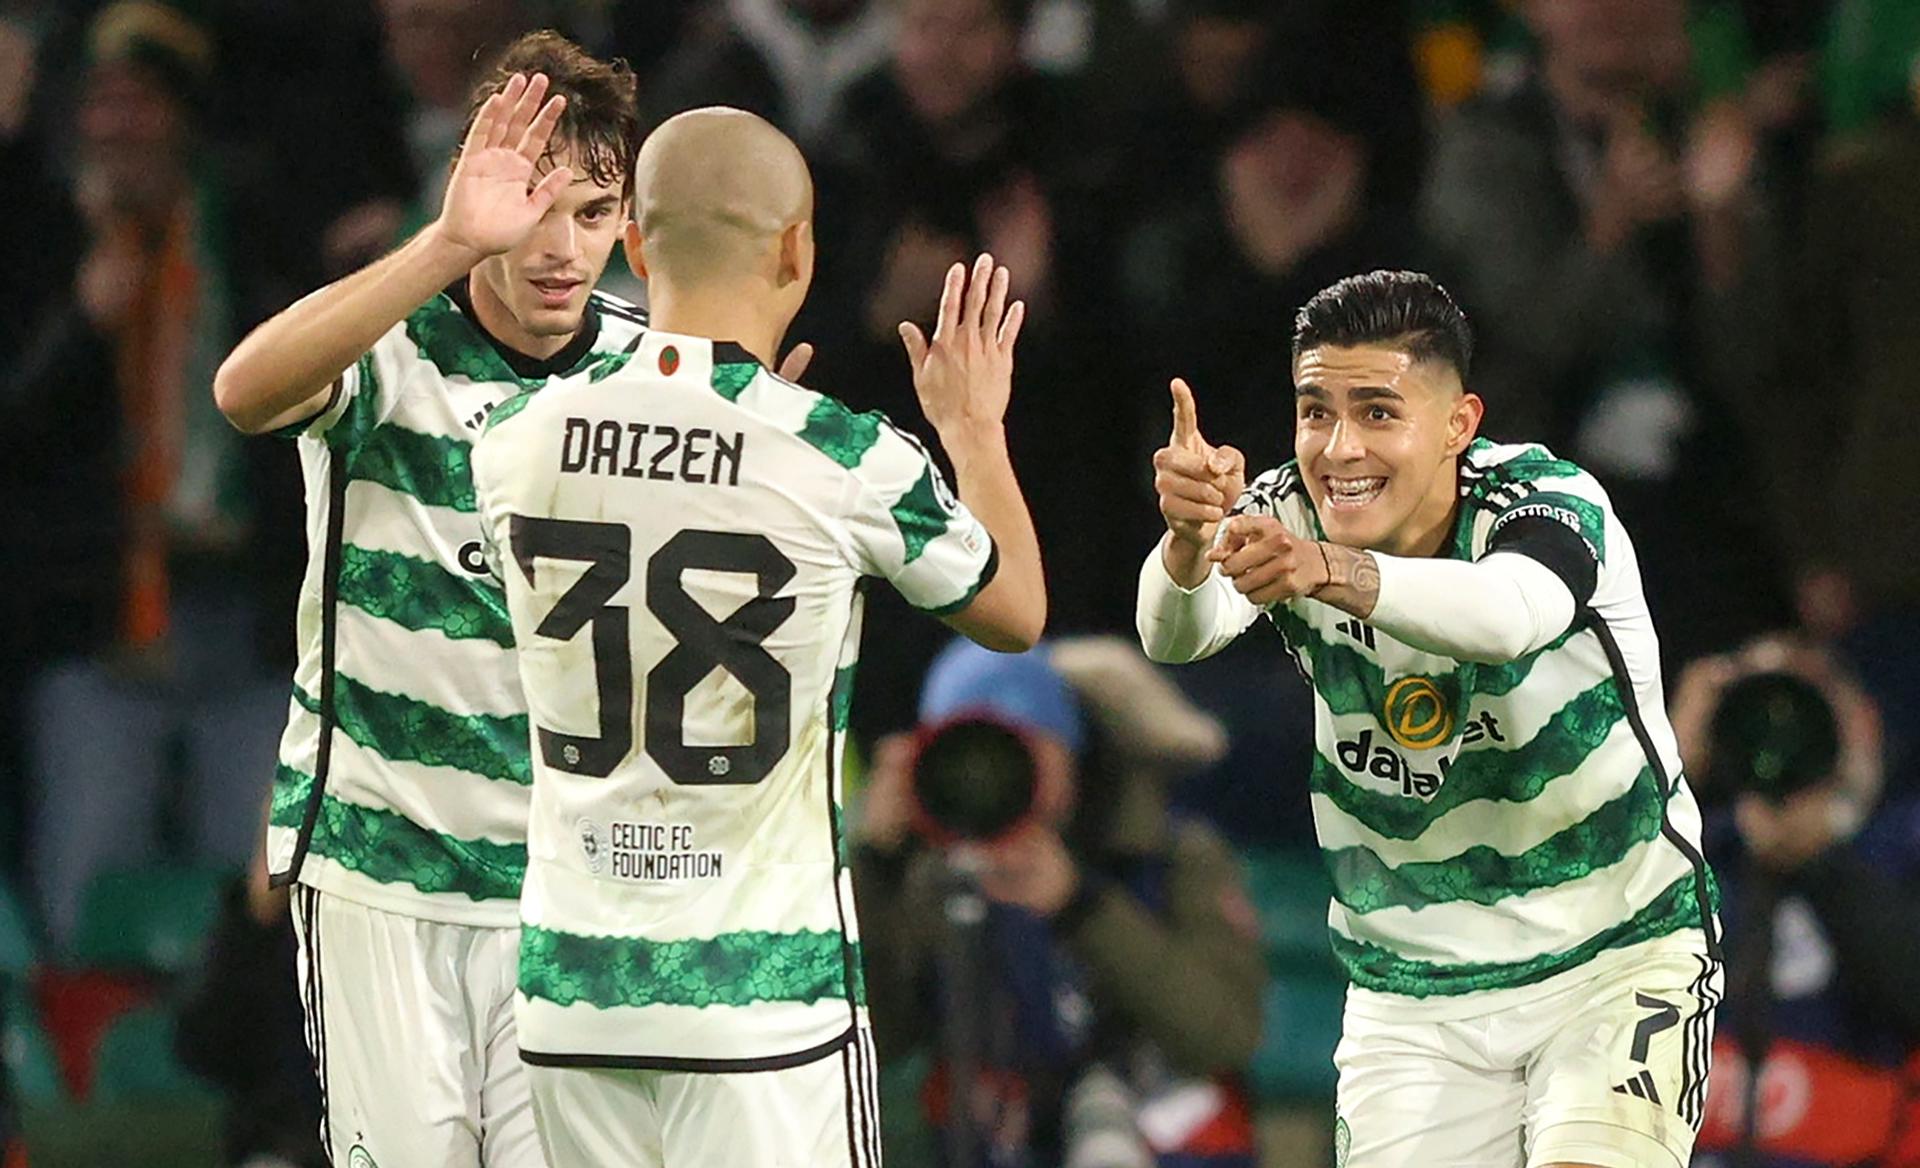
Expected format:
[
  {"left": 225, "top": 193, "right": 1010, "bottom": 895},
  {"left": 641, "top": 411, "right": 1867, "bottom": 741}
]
[
  {"left": 519, "top": 93, "right": 568, "bottom": 160},
  {"left": 984, "top": 263, "right": 1009, "bottom": 342},
  {"left": 502, "top": 72, "right": 548, "bottom": 151},
  {"left": 963, "top": 252, "right": 994, "bottom": 339},
  {"left": 934, "top": 263, "right": 963, "bottom": 342},
  {"left": 996, "top": 299, "right": 1026, "bottom": 353},
  {"left": 898, "top": 321, "right": 929, "bottom": 369},
  {"left": 527, "top": 165, "right": 573, "bottom": 215}
]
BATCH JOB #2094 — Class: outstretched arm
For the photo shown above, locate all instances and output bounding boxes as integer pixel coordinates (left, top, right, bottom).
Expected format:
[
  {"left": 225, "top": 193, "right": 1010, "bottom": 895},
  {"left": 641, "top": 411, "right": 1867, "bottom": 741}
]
[
  {"left": 1210, "top": 517, "right": 1581, "bottom": 664},
  {"left": 214, "top": 72, "right": 574, "bottom": 433},
  {"left": 899, "top": 254, "right": 1046, "bottom": 652}
]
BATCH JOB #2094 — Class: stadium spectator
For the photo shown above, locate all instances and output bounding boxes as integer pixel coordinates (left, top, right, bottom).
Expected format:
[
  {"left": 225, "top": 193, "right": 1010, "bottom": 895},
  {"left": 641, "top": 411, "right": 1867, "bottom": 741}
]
[
  {"left": 375, "top": 0, "right": 527, "bottom": 219},
  {"left": 853, "top": 637, "right": 1264, "bottom": 1168},
  {"left": 1121, "top": 52, "right": 1433, "bottom": 471},
  {"left": 1762, "top": 70, "right": 1920, "bottom": 625},
  {"left": 643, "top": 0, "right": 895, "bottom": 144},
  {"left": 0, "top": 0, "right": 286, "bottom": 953},
  {"left": 1669, "top": 635, "right": 1920, "bottom": 1168},
  {"left": 1419, "top": 0, "right": 1792, "bottom": 664}
]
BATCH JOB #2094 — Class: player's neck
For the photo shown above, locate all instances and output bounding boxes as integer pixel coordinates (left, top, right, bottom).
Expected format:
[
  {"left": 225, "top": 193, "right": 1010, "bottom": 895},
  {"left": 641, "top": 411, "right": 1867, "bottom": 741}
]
[
  {"left": 1390, "top": 474, "right": 1463, "bottom": 559},
  {"left": 646, "top": 285, "right": 785, "bottom": 370}
]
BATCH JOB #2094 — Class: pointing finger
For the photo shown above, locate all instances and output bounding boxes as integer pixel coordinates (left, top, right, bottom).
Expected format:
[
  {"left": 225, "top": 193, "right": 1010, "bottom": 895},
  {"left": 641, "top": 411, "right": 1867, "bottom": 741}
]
[
  {"left": 776, "top": 341, "right": 815, "bottom": 383},
  {"left": 1170, "top": 378, "right": 1201, "bottom": 447}
]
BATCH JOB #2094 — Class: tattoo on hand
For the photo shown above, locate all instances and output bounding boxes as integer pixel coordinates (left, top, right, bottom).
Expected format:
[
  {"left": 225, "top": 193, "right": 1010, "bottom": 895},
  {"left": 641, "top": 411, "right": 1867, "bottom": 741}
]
[{"left": 1314, "top": 544, "right": 1381, "bottom": 618}]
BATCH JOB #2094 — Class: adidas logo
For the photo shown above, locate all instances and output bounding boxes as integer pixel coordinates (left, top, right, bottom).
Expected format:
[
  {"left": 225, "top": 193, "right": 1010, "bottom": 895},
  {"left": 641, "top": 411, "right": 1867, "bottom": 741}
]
[
  {"left": 1611, "top": 1070, "right": 1661, "bottom": 1105},
  {"left": 1335, "top": 618, "right": 1376, "bottom": 649}
]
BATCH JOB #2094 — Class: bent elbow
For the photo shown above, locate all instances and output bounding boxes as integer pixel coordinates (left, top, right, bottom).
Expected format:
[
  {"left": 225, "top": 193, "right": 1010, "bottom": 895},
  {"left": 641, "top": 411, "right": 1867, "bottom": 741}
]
[{"left": 212, "top": 362, "right": 263, "bottom": 433}]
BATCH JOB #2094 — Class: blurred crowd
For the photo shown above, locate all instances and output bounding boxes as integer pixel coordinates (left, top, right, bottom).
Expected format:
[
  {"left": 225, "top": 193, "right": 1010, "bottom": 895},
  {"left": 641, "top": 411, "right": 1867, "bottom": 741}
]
[{"left": 1, "top": 0, "right": 1919, "bottom": 1165}]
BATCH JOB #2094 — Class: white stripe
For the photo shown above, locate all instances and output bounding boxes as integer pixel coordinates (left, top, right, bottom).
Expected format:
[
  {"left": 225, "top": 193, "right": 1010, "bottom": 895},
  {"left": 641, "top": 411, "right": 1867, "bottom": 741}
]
[
  {"left": 521, "top": 854, "right": 844, "bottom": 938},
  {"left": 515, "top": 995, "right": 850, "bottom": 1063},
  {"left": 1328, "top": 834, "right": 1697, "bottom": 966},
  {"left": 859, "top": 1027, "right": 882, "bottom": 1168},
  {"left": 1312, "top": 723, "right": 1647, "bottom": 863},
  {"left": 320, "top": 735, "right": 528, "bottom": 846},
  {"left": 343, "top": 477, "right": 490, "bottom": 572},
  {"left": 334, "top": 602, "right": 522, "bottom": 720}
]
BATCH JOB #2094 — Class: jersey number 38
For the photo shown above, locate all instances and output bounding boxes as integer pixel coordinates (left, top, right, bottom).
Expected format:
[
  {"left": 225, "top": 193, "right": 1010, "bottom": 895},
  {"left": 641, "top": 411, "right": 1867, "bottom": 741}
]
[{"left": 510, "top": 516, "right": 796, "bottom": 786}]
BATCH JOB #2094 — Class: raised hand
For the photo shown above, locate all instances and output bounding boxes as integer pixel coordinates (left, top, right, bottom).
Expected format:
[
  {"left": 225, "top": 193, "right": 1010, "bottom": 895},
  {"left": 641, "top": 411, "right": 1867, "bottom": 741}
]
[
  {"left": 1153, "top": 378, "right": 1245, "bottom": 550},
  {"left": 437, "top": 72, "right": 573, "bottom": 259},
  {"left": 898, "top": 253, "right": 1025, "bottom": 437}
]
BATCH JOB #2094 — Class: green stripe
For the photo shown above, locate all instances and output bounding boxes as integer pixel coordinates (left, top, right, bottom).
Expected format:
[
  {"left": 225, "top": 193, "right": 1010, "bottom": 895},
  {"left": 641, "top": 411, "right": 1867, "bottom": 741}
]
[
  {"left": 270, "top": 761, "right": 314, "bottom": 826},
  {"left": 711, "top": 362, "right": 757, "bottom": 402},
  {"left": 406, "top": 296, "right": 527, "bottom": 385},
  {"left": 1310, "top": 679, "right": 1626, "bottom": 840},
  {"left": 519, "top": 926, "right": 859, "bottom": 1009},
  {"left": 890, "top": 465, "right": 950, "bottom": 566},
  {"left": 484, "top": 388, "right": 539, "bottom": 434},
  {"left": 830, "top": 664, "right": 856, "bottom": 733},
  {"left": 796, "top": 398, "right": 882, "bottom": 469},
  {"left": 1331, "top": 872, "right": 1711, "bottom": 997},
  {"left": 1271, "top": 608, "right": 1584, "bottom": 715},
  {"left": 295, "top": 678, "right": 530, "bottom": 786},
  {"left": 270, "top": 768, "right": 523, "bottom": 900},
  {"left": 1326, "top": 766, "right": 1663, "bottom": 912},
  {"left": 338, "top": 544, "right": 513, "bottom": 647},
  {"left": 317, "top": 352, "right": 383, "bottom": 452},
  {"left": 347, "top": 424, "right": 476, "bottom": 512},
  {"left": 583, "top": 348, "right": 634, "bottom": 382}
]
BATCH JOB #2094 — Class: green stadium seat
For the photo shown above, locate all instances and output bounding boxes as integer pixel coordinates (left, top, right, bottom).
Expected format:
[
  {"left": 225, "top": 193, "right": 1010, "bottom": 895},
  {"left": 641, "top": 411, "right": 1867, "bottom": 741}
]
[
  {"left": 0, "top": 878, "right": 40, "bottom": 979},
  {"left": 1241, "top": 847, "right": 1340, "bottom": 973},
  {"left": 3, "top": 984, "right": 63, "bottom": 1104},
  {"left": 87, "top": 1005, "right": 217, "bottom": 1105},
  {"left": 72, "top": 866, "right": 225, "bottom": 975},
  {"left": 1248, "top": 971, "right": 1345, "bottom": 1102}
]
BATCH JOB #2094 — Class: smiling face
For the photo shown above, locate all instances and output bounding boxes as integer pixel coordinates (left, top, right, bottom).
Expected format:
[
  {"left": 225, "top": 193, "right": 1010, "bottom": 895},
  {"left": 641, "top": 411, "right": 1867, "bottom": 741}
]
[
  {"left": 1293, "top": 343, "right": 1483, "bottom": 557},
  {"left": 468, "top": 138, "right": 626, "bottom": 358}
]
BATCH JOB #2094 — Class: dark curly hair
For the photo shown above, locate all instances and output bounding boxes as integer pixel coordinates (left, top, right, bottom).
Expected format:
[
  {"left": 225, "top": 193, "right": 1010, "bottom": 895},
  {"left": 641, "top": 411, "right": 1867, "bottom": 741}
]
[{"left": 461, "top": 30, "right": 641, "bottom": 196}]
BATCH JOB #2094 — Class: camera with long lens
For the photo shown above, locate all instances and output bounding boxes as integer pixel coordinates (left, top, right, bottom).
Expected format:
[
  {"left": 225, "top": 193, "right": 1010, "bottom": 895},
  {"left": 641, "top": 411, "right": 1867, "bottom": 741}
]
[
  {"left": 1707, "top": 671, "right": 1840, "bottom": 802},
  {"left": 905, "top": 716, "right": 1044, "bottom": 844}
]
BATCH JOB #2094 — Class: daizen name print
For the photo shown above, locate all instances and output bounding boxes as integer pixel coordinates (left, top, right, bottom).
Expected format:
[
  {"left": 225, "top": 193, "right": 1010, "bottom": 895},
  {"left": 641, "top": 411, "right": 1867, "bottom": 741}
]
[{"left": 560, "top": 417, "right": 746, "bottom": 486}]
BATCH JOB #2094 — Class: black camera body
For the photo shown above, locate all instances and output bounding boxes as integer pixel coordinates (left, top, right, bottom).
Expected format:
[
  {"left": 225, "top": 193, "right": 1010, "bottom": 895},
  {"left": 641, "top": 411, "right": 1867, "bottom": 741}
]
[
  {"left": 1707, "top": 671, "right": 1840, "bottom": 802},
  {"left": 905, "top": 716, "right": 1044, "bottom": 845}
]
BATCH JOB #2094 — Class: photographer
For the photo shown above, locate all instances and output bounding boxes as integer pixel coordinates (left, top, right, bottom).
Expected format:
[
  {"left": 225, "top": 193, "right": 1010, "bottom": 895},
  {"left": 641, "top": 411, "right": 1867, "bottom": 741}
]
[
  {"left": 852, "top": 637, "right": 1264, "bottom": 1168},
  {"left": 1670, "top": 637, "right": 1920, "bottom": 1167}
]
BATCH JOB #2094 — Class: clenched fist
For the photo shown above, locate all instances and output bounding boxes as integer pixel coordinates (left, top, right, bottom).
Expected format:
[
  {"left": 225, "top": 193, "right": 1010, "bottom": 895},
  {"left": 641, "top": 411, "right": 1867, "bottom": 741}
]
[{"left": 1208, "top": 514, "right": 1333, "bottom": 607}]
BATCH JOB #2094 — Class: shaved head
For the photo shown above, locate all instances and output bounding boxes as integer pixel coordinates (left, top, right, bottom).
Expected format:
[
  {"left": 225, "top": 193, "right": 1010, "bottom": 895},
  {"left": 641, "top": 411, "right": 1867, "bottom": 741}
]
[{"left": 631, "top": 107, "right": 814, "bottom": 287}]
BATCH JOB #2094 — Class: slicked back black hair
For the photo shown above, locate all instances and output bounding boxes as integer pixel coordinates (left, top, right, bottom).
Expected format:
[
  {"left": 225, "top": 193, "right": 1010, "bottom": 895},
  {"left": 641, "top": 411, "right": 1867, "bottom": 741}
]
[{"left": 1292, "top": 270, "right": 1473, "bottom": 380}]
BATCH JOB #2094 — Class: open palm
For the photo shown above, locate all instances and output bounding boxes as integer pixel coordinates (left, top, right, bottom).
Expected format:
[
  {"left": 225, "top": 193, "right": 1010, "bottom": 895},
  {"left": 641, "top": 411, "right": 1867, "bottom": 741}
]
[
  {"left": 899, "top": 253, "right": 1025, "bottom": 435},
  {"left": 439, "top": 72, "right": 573, "bottom": 258}
]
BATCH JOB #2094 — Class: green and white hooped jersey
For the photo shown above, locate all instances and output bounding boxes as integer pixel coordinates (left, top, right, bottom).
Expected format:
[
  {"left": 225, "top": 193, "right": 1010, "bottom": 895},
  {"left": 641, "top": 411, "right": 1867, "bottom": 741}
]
[
  {"left": 1240, "top": 439, "right": 1718, "bottom": 1004},
  {"left": 266, "top": 287, "right": 648, "bottom": 927},
  {"left": 472, "top": 330, "right": 997, "bottom": 1068}
]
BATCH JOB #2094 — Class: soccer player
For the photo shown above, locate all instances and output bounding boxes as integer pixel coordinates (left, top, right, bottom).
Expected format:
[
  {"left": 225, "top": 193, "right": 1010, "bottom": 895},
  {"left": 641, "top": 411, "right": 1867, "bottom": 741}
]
[
  {"left": 471, "top": 108, "right": 1045, "bottom": 1167},
  {"left": 212, "top": 33, "right": 659, "bottom": 1166},
  {"left": 1136, "top": 270, "right": 1721, "bottom": 1168}
]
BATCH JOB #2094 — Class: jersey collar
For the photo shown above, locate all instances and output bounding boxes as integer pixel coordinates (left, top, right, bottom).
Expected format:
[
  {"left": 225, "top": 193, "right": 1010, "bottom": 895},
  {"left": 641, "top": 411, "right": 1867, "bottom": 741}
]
[{"left": 446, "top": 278, "right": 603, "bottom": 381}]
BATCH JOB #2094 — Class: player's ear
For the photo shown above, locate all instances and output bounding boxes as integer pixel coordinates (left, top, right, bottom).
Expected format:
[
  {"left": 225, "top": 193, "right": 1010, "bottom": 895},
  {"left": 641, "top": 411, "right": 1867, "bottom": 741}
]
[
  {"left": 776, "top": 220, "right": 811, "bottom": 289},
  {"left": 622, "top": 220, "right": 649, "bottom": 281},
  {"left": 1448, "top": 390, "right": 1485, "bottom": 456}
]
